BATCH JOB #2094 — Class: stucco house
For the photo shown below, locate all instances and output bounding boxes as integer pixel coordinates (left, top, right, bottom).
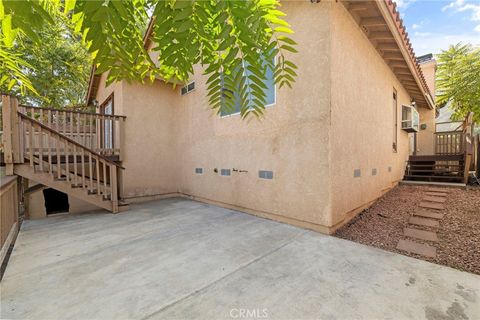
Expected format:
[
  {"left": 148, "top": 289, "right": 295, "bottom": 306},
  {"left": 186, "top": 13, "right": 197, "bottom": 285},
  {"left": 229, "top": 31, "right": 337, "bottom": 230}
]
[{"left": 5, "top": 0, "right": 453, "bottom": 236}]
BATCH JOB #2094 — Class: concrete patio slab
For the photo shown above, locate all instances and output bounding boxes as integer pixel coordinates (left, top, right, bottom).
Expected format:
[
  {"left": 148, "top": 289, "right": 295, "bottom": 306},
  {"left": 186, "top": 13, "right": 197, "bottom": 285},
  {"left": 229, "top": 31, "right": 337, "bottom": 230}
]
[{"left": 1, "top": 198, "right": 479, "bottom": 320}]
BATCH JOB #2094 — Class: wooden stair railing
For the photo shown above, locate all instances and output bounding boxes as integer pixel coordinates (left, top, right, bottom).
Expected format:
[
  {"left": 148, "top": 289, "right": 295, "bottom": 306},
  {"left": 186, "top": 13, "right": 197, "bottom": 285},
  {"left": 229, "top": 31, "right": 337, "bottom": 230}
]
[
  {"left": 18, "top": 104, "right": 126, "bottom": 158},
  {"left": 17, "top": 112, "right": 123, "bottom": 213}
]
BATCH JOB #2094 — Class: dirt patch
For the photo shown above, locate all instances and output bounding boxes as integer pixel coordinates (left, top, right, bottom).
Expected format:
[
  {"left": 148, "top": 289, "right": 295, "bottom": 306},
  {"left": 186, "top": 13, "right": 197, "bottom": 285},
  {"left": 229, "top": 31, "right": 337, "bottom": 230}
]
[{"left": 335, "top": 185, "right": 480, "bottom": 275}]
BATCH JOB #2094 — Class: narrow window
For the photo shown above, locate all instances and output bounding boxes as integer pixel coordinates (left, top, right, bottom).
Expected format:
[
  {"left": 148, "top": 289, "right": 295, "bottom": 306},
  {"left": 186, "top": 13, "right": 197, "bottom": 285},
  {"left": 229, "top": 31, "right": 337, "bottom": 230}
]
[
  {"left": 392, "top": 90, "right": 398, "bottom": 152},
  {"left": 100, "top": 94, "right": 114, "bottom": 150}
]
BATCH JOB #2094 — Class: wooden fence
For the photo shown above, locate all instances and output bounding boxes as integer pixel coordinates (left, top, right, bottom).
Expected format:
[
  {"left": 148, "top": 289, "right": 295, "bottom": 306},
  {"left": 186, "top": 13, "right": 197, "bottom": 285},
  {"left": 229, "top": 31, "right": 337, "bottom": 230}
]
[{"left": 1, "top": 176, "right": 20, "bottom": 267}]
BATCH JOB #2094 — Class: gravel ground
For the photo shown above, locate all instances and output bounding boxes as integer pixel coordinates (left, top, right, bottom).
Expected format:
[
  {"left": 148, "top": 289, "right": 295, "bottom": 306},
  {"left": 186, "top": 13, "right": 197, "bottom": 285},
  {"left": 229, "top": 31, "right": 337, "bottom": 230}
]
[{"left": 335, "top": 184, "right": 480, "bottom": 275}]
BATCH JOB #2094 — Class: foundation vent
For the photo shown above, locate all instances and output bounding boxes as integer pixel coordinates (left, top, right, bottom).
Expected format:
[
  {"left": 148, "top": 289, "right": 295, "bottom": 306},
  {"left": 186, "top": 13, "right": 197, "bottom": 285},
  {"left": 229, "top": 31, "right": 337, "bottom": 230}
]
[
  {"left": 259, "top": 170, "right": 273, "bottom": 179},
  {"left": 221, "top": 169, "right": 231, "bottom": 176},
  {"left": 354, "top": 169, "right": 361, "bottom": 178},
  {"left": 372, "top": 168, "right": 377, "bottom": 176},
  {"left": 195, "top": 168, "right": 203, "bottom": 174}
]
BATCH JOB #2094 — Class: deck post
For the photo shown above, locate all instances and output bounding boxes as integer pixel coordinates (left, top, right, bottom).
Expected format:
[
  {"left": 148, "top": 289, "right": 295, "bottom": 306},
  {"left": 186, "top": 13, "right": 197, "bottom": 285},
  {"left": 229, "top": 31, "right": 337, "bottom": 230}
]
[
  {"left": 110, "top": 164, "right": 118, "bottom": 213},
  {"left": 1, "top": 94, "right": 22, "bottom": 174}
]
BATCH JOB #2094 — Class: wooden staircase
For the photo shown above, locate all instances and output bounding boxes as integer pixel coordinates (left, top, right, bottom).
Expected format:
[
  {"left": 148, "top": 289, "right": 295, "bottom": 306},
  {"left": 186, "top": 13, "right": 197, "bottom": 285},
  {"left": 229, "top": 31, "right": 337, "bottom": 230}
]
[
  {"left": 404, "top": 112, "right": 475, "bottom": 185},
  {"left": 404, "top": 154, "right": 465, "bottom": 183},
  {"left": 2, "top": 95, "right": 125, "bottom": 213}
]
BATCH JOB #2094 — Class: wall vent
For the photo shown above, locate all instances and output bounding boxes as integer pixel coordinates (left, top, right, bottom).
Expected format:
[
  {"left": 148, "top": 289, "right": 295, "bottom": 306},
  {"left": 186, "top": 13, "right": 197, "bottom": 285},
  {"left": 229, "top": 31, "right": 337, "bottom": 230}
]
[
  {"left": 388, "top": 166, "right": 392, "bottom": 172},
  {"left": 181, "top": 82, "right": 195, "bottom": 95},
  {"left": 354, "top": 169, "right": 361, "bottom": 178},
  {"left": 220, "top": 169, "right": 231, "bottom": 176},
  {"left": 259, "top": 170, "right": 273, "bottom": 179},
  {"left": 195, "top": 168, "right": 203, "bottom": 174},
  {"left": 372, "top": 168, "right": 377, "bottom": 176}
]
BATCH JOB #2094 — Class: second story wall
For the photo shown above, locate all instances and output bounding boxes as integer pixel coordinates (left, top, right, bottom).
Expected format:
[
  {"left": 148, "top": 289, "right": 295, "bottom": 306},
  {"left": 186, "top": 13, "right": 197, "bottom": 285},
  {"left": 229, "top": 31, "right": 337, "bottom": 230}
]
[{"left": 174, "top": 1, "right": 334, "bottom": 231}]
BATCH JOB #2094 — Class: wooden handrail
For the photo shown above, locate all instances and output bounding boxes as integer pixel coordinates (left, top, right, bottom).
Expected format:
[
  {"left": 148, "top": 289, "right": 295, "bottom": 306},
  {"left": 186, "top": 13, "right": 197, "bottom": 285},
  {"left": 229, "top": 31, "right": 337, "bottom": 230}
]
[
  {"left": 19, "top": 104, "right": 126, "bottom": 119},
  {"left": 18, "top": 112, "right": 124, "bottom": 169}
]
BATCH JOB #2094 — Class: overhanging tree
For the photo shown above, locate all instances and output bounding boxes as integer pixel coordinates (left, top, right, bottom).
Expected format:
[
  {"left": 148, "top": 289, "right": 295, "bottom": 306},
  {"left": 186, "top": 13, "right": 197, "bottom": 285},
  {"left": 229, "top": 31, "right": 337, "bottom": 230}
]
[
  {"left": 436, "top": 43, "right": 480, "bottom": 123},
  {"left": 1, "top": 10, "right": 91, "bottom": 108},
  {"left": 1, "top": 0, "right": 298, "bottom": 118}
]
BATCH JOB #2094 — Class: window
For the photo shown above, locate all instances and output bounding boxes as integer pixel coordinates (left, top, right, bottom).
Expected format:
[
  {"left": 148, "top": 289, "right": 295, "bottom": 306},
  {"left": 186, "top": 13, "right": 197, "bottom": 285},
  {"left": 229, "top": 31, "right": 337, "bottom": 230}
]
[
  {"left": 181, "top": 82, "right": 195, "bottom": 95},
  {"left": 392, "top": 90, "right": 398, "bottom": 152},
  {"left": 220, "top": 56, "right": 276, "bottom": 116}
]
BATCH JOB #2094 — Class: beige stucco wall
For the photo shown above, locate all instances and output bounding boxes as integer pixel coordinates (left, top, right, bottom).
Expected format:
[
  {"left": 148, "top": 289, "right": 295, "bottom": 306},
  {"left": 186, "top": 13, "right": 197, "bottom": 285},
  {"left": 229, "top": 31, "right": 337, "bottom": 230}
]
[
  {"left": 94, "top": 73, "right": 180, "bottom": 200},
  {"left": 416, "top": 107, "right": 436, "bottom": 155},
  {"left": 416, "top": 60, "right": 437, "bottom": 155},
  {"left": 175, "top": 1, "right": 333, "bottom": 230},
  {"left": 328, "top": 3, "right": 413, "bottom": 228}
]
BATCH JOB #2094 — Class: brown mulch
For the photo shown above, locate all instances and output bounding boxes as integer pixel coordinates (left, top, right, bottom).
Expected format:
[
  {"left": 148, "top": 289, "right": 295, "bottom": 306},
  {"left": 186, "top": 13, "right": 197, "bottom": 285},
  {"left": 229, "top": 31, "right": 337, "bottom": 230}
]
[{"left": 334, "top": 184, "right": 480, "bottom": 275}]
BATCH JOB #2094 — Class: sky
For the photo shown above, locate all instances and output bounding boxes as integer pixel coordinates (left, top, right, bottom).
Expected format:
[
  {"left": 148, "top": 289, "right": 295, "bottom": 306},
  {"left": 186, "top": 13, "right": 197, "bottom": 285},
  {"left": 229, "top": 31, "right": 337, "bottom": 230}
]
[{"left": 395, "top": 0, "right": 480, "bottom": 56}]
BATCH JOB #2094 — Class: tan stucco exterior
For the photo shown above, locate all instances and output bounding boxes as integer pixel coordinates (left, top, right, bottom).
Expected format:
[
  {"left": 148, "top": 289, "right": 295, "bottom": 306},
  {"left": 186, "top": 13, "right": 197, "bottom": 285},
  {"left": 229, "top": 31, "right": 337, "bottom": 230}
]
[
  {"left": 26, "top": 2, "right": 436, "bottom": 234},
  {"left": 329, "top": 3, "right": 413, "bottom": 228},
  {"left": 416, "top": 59, "right": 437, "bottom": 155}
]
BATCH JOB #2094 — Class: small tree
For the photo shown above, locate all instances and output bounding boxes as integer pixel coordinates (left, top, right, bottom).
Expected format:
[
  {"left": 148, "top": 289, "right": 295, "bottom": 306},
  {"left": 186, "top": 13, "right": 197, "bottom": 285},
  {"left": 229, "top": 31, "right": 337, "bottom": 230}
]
[
  {"left": 0, "top": 11, "right": 91, "bottom": 108},
  {"left": 1, "top": 0, "right": 298, "bottom": 118},
  {"left": 436, "top": 43, "right": 480, "bottom": 123}
]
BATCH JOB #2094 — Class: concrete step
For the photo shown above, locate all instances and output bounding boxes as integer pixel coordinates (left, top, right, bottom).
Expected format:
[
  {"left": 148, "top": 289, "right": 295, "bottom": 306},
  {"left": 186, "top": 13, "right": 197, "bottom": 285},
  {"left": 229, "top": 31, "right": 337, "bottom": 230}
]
[
  {"left": 424, "top": 191, "right": 448, "bottom": 197},
  {"left": 404, "top": 228, "right": 438, "bottom": 242},
  {"left": 409, "top": 217, "right": 440, "bottom": 228},
  {"left": 413, "top": 210, "right": 444, "bottom": 220},
  {"left": 419, "top": 202, "right": 445, "bottom": 210},
  {"left": 426, "top": 187, "right": 450, "bottom": 193},
  {"left": 422, "top": 196, "right": 447, "bottom": 203},
  {"left": 396, "top": 239, "right": 436, "bottom": 258}
]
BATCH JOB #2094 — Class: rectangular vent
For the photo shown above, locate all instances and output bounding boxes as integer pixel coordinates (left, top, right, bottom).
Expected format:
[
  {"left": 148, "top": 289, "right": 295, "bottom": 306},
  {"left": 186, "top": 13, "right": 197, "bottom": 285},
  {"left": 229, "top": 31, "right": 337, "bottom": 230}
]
[
  {"left": 195, "top": 168, "right": 203, "bottom": 174},
  {"left": 388, "top": 166, "right": 392, "bottom": 172},
  {"left": 372, "top": 168, "right": 377, "bottom": 176},
  {"left": 259, "top": 170, "right": 273, "bottom": 179},
  {"left": 220, "top": 169, "right": 231, "bottom": 176},
  {"left": 354, "top": 169, "right": 361, "bottom": 178},
  {"left": 181, "top": 81, "right": 195, "bottom": 95}
]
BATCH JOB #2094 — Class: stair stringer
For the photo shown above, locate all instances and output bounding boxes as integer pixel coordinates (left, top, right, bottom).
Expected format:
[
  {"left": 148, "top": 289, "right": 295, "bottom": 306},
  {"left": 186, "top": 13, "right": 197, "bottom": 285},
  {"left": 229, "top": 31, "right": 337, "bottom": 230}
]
[{"left": 14, "top": 164, "right": 113, "bottom": 212}]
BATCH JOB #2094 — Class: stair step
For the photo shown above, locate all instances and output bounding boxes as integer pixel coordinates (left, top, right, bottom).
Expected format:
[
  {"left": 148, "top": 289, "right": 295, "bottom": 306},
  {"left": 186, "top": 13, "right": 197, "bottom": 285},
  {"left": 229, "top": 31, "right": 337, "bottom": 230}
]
[
  {"left": 408, "top": 164, "right": 463, "bottom": 167},
  {"left": 404, "top": 175, "right": 463, "bottom": 182},
  {"left": 409, "top": 155, "right": 464, "bottom": 162},
  {"left": 396, "top": 239, "right": 436, "bottom": 258}
]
